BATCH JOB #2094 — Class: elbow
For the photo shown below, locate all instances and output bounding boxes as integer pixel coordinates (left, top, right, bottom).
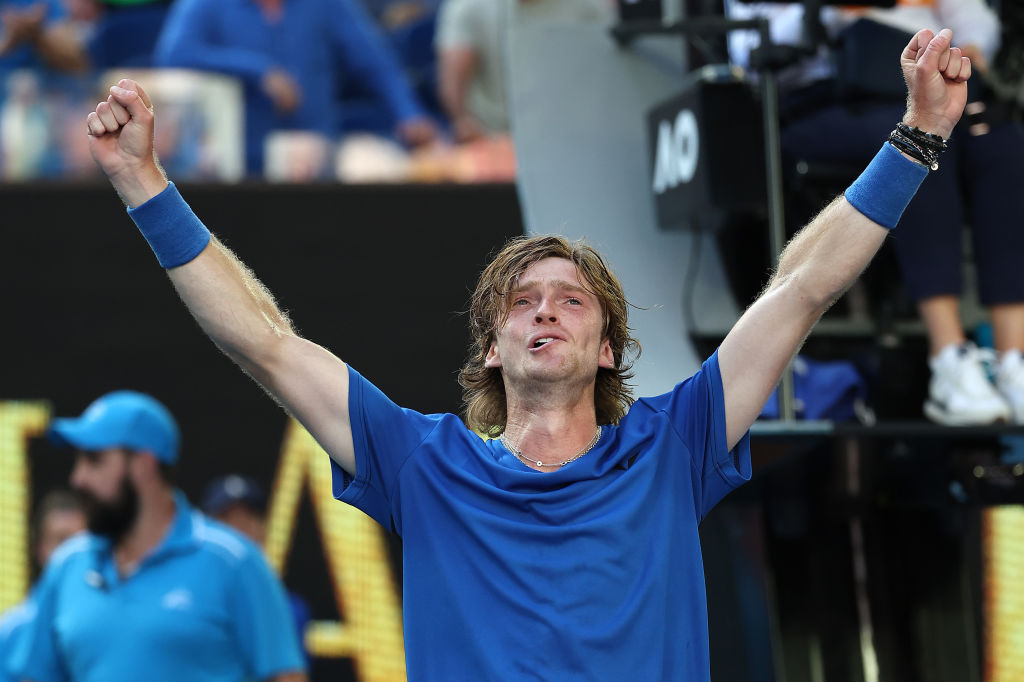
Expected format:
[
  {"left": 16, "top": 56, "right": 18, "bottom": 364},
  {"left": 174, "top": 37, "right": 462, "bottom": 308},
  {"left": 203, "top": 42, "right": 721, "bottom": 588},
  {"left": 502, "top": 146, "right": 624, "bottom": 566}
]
[
  {"left": 770, "top": 271, "right": 837, "bottom": 317},
  {"left": 218, "top": 324, "right": 295, "bottom": 381}
]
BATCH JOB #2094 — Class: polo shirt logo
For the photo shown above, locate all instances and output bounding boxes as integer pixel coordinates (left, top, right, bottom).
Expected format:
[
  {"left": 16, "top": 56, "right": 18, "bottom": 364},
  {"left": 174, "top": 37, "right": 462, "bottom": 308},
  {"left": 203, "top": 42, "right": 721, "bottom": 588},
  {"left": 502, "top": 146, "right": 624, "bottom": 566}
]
[{"left": 161, "top": 588, "right": 194, "bottom": 611}]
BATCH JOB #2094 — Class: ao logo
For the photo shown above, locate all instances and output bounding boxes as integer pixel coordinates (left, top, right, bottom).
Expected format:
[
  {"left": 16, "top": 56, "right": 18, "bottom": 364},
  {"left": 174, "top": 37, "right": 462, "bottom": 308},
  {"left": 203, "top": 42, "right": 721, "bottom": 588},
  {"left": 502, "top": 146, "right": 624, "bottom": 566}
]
[{"left": 652, "top": 109, "right": 699, "bottom": 194}]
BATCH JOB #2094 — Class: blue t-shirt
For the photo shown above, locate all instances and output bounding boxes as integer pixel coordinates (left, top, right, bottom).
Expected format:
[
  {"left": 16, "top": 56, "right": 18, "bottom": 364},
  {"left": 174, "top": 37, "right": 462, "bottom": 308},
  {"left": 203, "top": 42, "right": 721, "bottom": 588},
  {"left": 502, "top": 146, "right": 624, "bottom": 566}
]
[
  {"left": 333, "top": 350, "right": 752, "bottom": 681},
  {"left": 7, "top": 493, "right": 304, "bottom": 682}
]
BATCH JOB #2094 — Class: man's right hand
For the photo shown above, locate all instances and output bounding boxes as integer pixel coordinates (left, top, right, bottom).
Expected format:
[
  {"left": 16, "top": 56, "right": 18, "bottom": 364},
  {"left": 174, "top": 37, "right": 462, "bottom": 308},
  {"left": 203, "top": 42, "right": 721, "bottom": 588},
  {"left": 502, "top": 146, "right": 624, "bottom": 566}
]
[
  {"left": 86, "top": 78, "right": 167, "bottom": 207},
  {"left": 261, "top": 69, "right": 301, "bottom": 115}
]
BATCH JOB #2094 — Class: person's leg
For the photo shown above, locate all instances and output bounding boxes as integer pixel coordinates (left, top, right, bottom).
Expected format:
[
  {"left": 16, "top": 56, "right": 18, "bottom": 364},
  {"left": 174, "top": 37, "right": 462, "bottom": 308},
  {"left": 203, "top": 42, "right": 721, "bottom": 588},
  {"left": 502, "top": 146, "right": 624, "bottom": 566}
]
[
  {"left": 966, "top": 122, "right": 1024, "bottom": 342},
  {"left": 964, "top": 122, "right": 1024, "bottom": 420},
  {"left": 883, "top": 130, "right": 1012, "bottom": 424},
  {"left": 918, "top": 296, "right": 966, "bottom": 357},
  {"left": 991, "top": 304, "right": 1024, "bottom": 352}
]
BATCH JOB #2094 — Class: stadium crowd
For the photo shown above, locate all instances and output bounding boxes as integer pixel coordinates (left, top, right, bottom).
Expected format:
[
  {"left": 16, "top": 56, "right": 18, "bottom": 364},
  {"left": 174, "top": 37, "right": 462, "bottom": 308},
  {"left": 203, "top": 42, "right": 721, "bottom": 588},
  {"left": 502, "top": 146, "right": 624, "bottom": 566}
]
[{"left": 0, "top": 0, "right": 516, "bottom": 181}]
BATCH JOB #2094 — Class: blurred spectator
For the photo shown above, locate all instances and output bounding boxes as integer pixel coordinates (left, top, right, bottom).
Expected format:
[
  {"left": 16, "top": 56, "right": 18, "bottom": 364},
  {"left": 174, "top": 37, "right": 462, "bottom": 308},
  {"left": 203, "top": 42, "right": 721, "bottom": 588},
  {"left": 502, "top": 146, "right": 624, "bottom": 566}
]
[
  {"left": 85, "top": 0, "right": 171, "bottom": 69},
  {"left": 435, "top": 0, "right": 608, "bottom": 142},
  {"left": 728, "top": 0, "right": 1024, "bottom": 426},
  {"left": 7, "top": 391, "right": 307, "bottom": 682},
  {"left": 201, "top": 474, "right": 313, "bottom": 666},
  {"left": 28, "top": 491, "right": 86, "bottom": 576},
  {"left": 435, "top": 0, "right": 510, "bottom": 142},
  {"left": 0, "top": 490, "right": 85, "bottom": 682},
  {"left": 154, "top": 0, "right": 438, "bottom": 175},
  {"left": 0, "top": 0, "right": 86, "bottom": 74}
]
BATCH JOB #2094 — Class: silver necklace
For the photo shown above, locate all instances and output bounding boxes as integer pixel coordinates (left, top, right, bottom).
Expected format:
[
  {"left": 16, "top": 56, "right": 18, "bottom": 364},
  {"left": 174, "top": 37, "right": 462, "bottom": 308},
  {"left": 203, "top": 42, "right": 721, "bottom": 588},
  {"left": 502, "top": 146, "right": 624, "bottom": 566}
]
[{"left": 500, "top": 426, "right": 602, "bottom": 468}]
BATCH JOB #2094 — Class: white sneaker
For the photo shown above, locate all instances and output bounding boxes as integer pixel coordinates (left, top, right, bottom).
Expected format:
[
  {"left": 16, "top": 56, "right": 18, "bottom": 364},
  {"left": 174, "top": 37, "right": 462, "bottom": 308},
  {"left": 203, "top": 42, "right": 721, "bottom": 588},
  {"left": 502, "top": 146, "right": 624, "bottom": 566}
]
[
  {"left": 923, "top": 343, "right": 1012, "bottom": 425},
  {"left": 996, "top": 349, "right": 1024, "bottom": 423}
]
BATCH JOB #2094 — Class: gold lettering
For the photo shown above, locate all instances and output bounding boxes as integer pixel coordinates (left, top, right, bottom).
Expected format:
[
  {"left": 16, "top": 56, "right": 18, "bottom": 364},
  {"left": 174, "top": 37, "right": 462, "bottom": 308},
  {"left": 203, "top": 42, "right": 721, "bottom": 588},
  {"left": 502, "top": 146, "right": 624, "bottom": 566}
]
[
  {"left": 265, "top": 419, "right": 406, "bottom": 681},
  {"left": 0, "top": 402, "right": 50, "bottom": 613}
]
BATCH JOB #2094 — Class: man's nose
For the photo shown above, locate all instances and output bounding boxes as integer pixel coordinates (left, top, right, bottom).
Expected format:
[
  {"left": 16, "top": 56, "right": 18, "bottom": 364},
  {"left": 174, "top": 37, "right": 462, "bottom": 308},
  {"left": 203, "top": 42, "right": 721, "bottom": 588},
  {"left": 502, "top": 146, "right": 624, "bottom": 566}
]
[{"left": 535, "top": 297, "right": 557, "bottom": 323}]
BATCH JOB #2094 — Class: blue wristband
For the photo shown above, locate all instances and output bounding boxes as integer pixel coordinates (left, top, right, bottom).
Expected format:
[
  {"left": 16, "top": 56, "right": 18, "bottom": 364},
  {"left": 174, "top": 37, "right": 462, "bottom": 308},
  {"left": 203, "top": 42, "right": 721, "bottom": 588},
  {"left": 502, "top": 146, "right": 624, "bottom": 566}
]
[
  {"left": 844, "top": 142, "right": 929, "bottom": 229},
  {"left": 127, "top": 182, "right": 212, "bottom": 268}
]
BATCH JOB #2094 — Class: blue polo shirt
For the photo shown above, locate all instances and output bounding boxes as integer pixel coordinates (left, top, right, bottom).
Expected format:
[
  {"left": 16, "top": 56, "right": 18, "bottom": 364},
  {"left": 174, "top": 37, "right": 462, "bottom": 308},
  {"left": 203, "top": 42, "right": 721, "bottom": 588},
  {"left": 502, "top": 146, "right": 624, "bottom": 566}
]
[
  {"left": 334, "top": 350, "right": 752, "bottom": 681},
  {"left": 0, "top": 595, "right": 38, "bottom": 682},
  {"left": 153, "top": 0, "right": 425, "bottom": 173},
  {"left": 7, "top": 493, "right": 304, "bottom": 682}
]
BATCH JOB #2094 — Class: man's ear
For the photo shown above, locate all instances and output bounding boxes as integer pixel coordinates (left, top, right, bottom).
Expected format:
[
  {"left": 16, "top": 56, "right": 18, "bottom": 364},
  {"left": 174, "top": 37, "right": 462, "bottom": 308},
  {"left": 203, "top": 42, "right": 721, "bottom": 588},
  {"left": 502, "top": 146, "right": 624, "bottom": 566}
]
[
  {"left": 598, "top": 338, "right": 614, "bottom": 369},
  {"left": 484, "top": 341, "right": 502, "bottom": 368}
]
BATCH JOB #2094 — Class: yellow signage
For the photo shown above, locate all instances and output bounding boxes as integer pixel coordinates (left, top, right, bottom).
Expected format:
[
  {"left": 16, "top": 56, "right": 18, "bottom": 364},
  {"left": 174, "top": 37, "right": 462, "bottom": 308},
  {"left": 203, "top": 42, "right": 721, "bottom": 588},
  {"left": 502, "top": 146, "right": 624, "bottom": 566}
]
[
  {"left": 264, "top": 419, "right": 406, "bottom": 680},
  {"left": 984, "top": 506, "right": 1024, "bottom": 682},
  {"left": 0, "top": 402, "right": 48, "bottom": 614}
]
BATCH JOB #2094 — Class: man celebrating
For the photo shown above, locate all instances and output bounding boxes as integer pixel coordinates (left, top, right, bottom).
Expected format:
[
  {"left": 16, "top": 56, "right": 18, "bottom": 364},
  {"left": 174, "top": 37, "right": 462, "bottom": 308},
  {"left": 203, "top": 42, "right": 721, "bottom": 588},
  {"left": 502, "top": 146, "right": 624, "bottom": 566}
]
[
  {"left": 8, "top": 391, "right": 306, "bottom": 682},
  {"left": 78, "top": 28, "right": 969, "bottom": 680}
]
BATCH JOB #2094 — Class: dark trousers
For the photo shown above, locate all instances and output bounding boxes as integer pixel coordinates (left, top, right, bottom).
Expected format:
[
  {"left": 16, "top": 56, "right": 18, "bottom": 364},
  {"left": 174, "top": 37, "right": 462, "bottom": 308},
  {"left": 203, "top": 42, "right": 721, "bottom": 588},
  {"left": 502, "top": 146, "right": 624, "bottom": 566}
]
[{"left": 780, "top": 87, "right": 1024, "bottom": 305}]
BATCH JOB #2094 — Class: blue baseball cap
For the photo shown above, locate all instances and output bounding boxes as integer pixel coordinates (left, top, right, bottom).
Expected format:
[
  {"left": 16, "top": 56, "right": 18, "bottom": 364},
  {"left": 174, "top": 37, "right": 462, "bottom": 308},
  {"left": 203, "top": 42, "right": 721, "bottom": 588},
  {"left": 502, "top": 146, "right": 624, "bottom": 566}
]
[
  {"left": 48, "top": 391, "right": 180, "bottom": 464},
  {"left": 201, "top": 475, "right": 267, "bottom": 516}
]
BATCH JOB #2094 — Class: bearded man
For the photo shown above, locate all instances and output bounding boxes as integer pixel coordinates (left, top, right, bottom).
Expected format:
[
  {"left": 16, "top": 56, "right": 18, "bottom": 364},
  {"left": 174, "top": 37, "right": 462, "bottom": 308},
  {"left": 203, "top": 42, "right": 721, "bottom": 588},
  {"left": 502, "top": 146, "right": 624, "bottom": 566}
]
[{"left": 8, "top": 391, "right": 307, "bottom": 682}]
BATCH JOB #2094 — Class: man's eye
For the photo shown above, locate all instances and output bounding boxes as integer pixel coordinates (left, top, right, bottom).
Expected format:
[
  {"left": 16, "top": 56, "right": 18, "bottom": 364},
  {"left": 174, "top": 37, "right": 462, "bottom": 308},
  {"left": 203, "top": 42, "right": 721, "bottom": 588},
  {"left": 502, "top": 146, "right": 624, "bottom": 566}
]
[
  {"left": 513, "top": 298, "right": 530, "bottom": 306},
  {"left": 567, "top": 298, "right": 582, "bottom": 305}
]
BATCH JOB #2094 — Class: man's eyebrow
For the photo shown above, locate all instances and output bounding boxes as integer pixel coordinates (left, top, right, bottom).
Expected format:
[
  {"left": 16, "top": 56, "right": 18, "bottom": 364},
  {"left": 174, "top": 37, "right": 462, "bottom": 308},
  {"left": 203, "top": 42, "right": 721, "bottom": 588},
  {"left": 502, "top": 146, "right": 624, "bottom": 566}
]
[{"left": 510, "top": 279, "right": 589, "bottom": 294}]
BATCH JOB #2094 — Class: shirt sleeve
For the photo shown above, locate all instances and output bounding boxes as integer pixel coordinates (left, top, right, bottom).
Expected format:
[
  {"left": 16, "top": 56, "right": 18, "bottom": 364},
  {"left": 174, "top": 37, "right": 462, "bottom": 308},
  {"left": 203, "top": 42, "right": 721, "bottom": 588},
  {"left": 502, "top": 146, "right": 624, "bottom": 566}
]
[
  {"left": 6, "top": 571, "right": 70, "bottom": 682},
  {"left": 435, "top": 0, "right": 481, "bottom": 50},
  {"left": 331, "top": 366, "right": 443, "bottom": 529},
  {"left": 325, "top": 0, "right": 424, "bottom": 123},
  {"left": 641, "top": 349, "right": 752, "bottom": 519},
  {"left": 227, "top": 546, "right": 306, "bottom": 679},
  {"left": 153, "top": 0, "right": 276, "bottom": 83},
  {"left": 42, "top": 0, "right": 67, "bottom": 25}
]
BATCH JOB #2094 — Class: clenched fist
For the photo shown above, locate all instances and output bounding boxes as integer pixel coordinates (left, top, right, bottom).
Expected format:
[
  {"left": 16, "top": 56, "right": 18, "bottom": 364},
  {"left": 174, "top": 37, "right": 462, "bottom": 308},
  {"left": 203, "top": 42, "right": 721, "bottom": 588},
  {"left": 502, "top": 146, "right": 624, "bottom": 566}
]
[{"left": 87, "top": 78, "right": 168, "bottom": 207}]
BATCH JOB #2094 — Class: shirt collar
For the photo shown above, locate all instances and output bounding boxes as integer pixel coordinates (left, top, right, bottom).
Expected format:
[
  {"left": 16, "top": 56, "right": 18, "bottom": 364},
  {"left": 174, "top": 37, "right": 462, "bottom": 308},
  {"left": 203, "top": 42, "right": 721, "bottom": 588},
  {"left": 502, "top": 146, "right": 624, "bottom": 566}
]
[{"left": 89, "top": 490, "right": 200, "bottom": 576}]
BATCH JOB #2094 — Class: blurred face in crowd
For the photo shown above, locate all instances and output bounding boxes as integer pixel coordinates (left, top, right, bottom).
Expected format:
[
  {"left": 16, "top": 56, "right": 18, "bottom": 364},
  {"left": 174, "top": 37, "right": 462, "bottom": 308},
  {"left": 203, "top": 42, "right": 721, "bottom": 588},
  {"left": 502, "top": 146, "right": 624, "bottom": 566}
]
[
  {"left": 35, "top": 506, "right": 86, "bottom": 567},
  {"left": 70, "top": 448, "right": 140, "bottom": 542},
  {"left": 214, "top": 503, "right": 267, "bottom": 546}
]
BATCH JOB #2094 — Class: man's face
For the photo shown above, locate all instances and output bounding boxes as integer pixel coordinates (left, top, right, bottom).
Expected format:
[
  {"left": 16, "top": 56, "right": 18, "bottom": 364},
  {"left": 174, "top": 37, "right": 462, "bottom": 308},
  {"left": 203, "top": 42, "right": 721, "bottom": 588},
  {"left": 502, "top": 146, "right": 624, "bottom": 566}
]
[
  {"left": 485, "top": 257, "right": 614, "bottom": 387},
  {"left": 215, "top": 503, "right": 267, "bottom": 546},
  {"left": 70, "top": 448, "right": 139, "bottom": 542},
  {"left": 35, "top": 508, "right": 86, "bottom": 567}
]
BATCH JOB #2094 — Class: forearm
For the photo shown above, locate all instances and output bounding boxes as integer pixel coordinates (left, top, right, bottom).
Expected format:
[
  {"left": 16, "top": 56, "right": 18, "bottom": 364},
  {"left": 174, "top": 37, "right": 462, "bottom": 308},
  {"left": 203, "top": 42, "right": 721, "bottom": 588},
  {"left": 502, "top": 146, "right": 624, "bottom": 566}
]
[
  {"left": 767, "top": 196, "right": 889, "bottom": 313},
  {"left": 167, "top": 236, "right": 295, "bottom": 375},
  {"left": 121, "top": 177, "right": 295, "bottom": 374},
  {"left": 438, "top": 49, "right": 477, "bottom": 123}
]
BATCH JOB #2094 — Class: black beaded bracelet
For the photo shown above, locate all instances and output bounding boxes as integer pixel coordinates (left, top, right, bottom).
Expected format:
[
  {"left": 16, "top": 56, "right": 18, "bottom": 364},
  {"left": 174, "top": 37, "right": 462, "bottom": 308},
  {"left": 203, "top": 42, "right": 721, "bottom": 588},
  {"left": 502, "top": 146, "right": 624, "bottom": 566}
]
[
  {"left": 889, "top": 124, "right": 947, "bottom": 171},
  {"left": 896, "top": 122, "right": 948, "bottom": 153}
]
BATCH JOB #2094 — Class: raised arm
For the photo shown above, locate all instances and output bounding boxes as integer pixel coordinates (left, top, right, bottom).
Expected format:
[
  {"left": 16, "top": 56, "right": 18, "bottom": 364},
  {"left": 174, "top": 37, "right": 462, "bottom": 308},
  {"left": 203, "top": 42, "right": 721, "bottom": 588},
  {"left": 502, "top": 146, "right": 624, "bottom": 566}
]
[
  {"left": 85, "top": 80, "right": 357, "bottom": 475},
  {"left": 718, "top": 28, "right": 972, "bottom": 449}
]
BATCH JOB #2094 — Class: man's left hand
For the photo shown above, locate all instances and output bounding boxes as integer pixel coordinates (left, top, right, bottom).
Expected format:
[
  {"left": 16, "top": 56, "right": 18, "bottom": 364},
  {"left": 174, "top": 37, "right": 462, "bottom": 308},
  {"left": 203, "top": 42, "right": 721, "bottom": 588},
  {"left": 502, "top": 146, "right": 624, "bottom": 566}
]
[
  {"left": 901, "top": 28, "right": 972, "bottom": 139},
  {"left": 398, "top": 116, "right": 438, "bottom": 148}
]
